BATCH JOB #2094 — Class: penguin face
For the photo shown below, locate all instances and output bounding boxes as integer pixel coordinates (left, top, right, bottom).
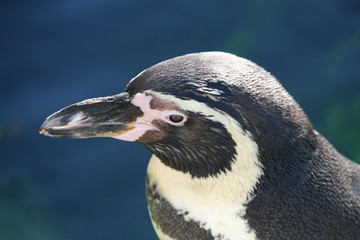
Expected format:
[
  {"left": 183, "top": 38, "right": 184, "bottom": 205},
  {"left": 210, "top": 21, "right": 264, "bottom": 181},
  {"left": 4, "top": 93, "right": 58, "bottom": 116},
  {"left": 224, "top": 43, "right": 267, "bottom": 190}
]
[
  {"left": 40, "top": 86, "right": 241, "bottom": 178},
  {"left": 40, "top": 52, "right": 315, "bottom": 179},
  {"left": 120, "top": 91, "right": 240, "bottom": 177}
]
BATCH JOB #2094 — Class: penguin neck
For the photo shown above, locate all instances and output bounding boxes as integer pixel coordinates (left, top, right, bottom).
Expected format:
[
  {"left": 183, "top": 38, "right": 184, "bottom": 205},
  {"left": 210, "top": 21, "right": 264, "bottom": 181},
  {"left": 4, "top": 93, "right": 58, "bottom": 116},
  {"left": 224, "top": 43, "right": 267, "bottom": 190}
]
[
  {"left": 147, "top": 154, "right": 260, "bottom": 202},
  {"left": 146, "top": 154, "right": 261, "bottom": 239}
]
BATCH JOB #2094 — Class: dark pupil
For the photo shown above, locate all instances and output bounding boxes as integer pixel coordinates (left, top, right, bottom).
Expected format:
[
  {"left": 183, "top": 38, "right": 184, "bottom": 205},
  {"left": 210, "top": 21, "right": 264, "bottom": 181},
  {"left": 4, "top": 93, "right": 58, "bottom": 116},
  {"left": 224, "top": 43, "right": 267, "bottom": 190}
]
[{"left": 169, "top": 114, "right": 184, "bottom": 123}]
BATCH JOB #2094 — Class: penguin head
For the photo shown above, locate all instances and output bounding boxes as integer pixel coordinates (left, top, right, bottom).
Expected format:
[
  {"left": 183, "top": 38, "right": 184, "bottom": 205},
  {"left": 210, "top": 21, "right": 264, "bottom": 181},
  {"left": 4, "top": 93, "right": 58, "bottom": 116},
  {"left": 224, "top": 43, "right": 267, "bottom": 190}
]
[{"left": 40, "top": 52, "right": 316, "bottom": 179}]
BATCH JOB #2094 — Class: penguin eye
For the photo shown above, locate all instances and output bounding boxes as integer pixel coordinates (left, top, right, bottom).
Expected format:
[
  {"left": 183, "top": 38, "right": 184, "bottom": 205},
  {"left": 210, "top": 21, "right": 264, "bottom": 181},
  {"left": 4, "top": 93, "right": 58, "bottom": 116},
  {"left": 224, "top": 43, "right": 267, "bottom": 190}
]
[
  {"left": 164, "top": 112, "right": 187, "bottom": 125},
  {"left": 169, "top": 114, "right": 184, "bottom": 123}
]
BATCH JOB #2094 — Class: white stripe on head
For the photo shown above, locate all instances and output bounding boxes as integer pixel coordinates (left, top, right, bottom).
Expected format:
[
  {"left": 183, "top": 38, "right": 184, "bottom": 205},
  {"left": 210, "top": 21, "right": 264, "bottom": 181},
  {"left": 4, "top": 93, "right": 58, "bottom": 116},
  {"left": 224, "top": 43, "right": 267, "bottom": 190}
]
[{"left": 146, "top": 90, "right": 263, "bottom": 240}]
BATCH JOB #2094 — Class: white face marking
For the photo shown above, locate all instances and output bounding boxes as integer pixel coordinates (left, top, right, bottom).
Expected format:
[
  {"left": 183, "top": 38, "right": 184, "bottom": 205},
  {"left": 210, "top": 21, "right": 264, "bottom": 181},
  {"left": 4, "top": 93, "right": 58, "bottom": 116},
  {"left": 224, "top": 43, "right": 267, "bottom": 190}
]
[
  {"left": 112, "top": 93, "right": 187, "bottom": 142},
  {"left": 146, "top": 91, "right": 262, "bottom": 240}
]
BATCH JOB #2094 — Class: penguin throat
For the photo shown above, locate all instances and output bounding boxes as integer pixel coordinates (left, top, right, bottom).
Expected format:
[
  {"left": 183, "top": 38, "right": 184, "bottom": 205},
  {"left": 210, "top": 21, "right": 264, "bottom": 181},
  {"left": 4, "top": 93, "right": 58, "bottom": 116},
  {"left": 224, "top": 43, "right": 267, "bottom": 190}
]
[
  {"left": 146, "top": 153, "right": 261, "bottom": 240},
  {"left": 144, "top": 137, "right": 236, "bottom": 178}
]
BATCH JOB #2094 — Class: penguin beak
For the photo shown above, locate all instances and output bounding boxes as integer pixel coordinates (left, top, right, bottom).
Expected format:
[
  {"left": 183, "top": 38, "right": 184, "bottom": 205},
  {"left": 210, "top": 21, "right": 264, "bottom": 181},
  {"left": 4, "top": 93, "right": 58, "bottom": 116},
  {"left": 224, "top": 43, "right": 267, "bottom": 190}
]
[{"left": 40, "top": 92, "right": 143, "bottom": 139}]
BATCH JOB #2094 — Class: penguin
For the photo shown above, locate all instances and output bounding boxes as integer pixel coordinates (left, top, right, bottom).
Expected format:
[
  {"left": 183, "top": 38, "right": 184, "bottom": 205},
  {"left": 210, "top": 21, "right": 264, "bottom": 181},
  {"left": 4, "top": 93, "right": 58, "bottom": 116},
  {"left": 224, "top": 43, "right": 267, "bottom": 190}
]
[{"left": 40, "top": 52, "right": 360, "bottom": 240}]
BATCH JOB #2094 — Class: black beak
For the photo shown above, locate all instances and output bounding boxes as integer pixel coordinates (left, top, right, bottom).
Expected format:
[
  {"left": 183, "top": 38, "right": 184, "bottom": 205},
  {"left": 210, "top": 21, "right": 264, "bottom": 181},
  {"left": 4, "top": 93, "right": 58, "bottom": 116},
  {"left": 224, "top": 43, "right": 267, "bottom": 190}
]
[{"left": 40, "top": 92, "right": 143, "bottom": 139}]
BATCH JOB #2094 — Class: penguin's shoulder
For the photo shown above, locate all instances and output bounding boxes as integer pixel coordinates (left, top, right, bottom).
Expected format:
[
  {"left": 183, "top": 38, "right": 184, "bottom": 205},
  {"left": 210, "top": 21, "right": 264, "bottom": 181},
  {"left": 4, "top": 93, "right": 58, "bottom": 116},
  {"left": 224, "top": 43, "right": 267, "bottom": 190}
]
[{"left": 245, "top": 132, "right": 360, "bottom": 239}]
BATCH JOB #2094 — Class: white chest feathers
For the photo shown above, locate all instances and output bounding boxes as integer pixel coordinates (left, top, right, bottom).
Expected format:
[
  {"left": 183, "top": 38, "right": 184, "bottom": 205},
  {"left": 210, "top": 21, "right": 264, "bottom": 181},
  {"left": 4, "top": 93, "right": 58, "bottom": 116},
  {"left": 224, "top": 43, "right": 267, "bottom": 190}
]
[{"left": 147, "top": 152, "right": 262, "bottom": 240}]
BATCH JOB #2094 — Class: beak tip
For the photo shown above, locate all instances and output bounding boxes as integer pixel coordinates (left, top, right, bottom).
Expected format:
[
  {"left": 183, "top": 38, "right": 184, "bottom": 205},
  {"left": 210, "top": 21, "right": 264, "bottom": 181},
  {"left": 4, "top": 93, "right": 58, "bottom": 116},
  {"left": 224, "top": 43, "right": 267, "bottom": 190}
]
[{"left": 39, "top": 127, "right": 47, "bottom": 135}]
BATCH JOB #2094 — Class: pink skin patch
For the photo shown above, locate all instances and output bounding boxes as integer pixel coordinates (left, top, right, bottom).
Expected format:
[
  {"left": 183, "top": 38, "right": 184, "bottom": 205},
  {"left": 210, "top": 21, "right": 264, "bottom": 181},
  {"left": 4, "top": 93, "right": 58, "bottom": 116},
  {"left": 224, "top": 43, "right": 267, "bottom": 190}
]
[{"left": 111, "top": 93, "right": 186, "bottom": 142}]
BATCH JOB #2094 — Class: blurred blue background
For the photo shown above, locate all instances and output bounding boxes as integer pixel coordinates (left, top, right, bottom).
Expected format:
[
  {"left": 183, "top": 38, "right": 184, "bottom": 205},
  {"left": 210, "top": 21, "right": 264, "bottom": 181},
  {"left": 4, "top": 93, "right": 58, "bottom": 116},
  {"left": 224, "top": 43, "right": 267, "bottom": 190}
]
[{"left": 1, "top": 0, "right": 359, "bottom": 239}]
